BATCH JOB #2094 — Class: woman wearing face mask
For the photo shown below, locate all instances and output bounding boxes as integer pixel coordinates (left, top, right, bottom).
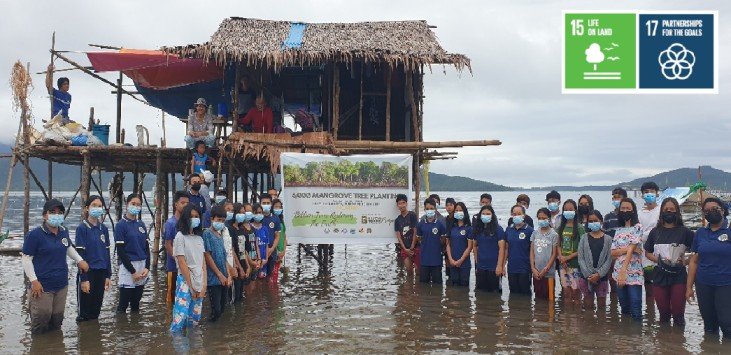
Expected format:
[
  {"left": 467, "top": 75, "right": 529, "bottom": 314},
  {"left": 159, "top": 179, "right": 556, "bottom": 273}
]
[
  {"left": 229, "top": 203, "right": 248, "bottom": 302},
  {"left": 687, "top": 197, "right": 731, "bottom": 337},
  {"left": 577, "top": 211, "right": 613, "bottom": 310},
  {"left": 273, "top": 199, "right": 287, "bottom": 276},
  {"left": 577, "top": 195, "right": 595, "bottom": 227},
  {"left": 558, "top": 199, "right": 584, "bottom": 304},
  {"left": 115, "top": 193, "right": 150, "bottom": 313},
  {"left": 531, "top": 208, "right": 558, "bottom": 300},
  {"left": 445, "top": 202, "right": 474, "bottom": 287},
  {"left": 75, "top": 196, "right": 112, "bottom": 322},
  {"left": 170, "top": 204, "right": 206, "bottom": 333},
  {"left": 240, "top": 203, "right": 260, "bottom": 283},
  {"left": 506, "top": 205, "right": 535, "bottom": 296},
  {"left": 644, "top": 197, "right": 693, "bottom": 326},
  {"left": 22, "top": 199, "right": 89, "bottom": 334},
  {"left": 251, "top": 204, "right": 270, "bottom": 279},
  {"left": 610, "top": 198, "right": 644, "bottom": 321},
  {"left": 474, "top": 205, "right": 505, "bottom": 292}
]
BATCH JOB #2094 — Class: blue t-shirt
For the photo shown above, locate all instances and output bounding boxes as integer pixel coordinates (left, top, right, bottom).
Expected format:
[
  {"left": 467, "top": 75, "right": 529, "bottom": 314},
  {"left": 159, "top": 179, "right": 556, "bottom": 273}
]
[
  {"left": 506, "top": 224, "right": 534, "bottom": 274},
  {"left": 75, "top": 221, "right": 111, "bottom": 280},
  {"left": 203, "top": 229, "right": 229, "bottom": 286},
  {"left": 475, "top": 225, "right": 506, "bottom": 271},
  {"left": 163, "top": 216, "right": 178, "bottom": 272},
  {"left": 416, "top": 218, "right": 446, "bottom": 267},
  {"left": 254, "top": 225, "right": 269, "bottom": 260},
  {"left": 22, "top": 225, "right": 73, "bottom": 292},
  {"left": 114, "top": 217, "right": 149, "bottom": 262},
  {"left": 52, "top": 88, "right": 71, "bottom": 118},
  {"left": 192, "top": 153, "right": 208, "bottom": 174},
  {"left": 692, "top": 226, "right": 731, "bottom": 286},
  {"left": 262, "top": 214, "right": 281, "bottom": 249},
  {"left": 448, "top": 224, "right": 474, "bottom": 269}
]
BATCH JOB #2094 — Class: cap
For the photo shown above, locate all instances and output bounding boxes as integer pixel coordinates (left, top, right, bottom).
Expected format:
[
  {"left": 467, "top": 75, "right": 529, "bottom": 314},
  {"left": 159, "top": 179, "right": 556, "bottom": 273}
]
[{"left": 43, "top": 199, "right": 65, "bottom": 214}]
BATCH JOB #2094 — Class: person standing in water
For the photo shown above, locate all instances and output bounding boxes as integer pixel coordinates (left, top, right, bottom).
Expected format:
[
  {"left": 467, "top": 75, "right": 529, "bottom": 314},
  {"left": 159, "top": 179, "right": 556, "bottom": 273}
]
[
  {"left": 115, "top": 193, "right": 150, "bottom": 314},
  {"left": 75, "top": 196, "right": 112, "bottom": 322}
]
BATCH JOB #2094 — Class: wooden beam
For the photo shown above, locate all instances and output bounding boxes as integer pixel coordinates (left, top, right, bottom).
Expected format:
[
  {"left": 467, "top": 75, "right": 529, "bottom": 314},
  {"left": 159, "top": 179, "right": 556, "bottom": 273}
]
[
  {"left": 17, "top": 157, "right": 49, "bottom": 201},
  {"left": 152, "top": 151, "right": 163, "bottom": 269},
  {"left": 47, "top": 161, "right": 53, "bottom": 199},
  {"left": 385, "top": 65, "right": 392, "bottom": 141},
  {"left": 359, "top": 63, "right": 364, "bottom": 140},
  {"left": 406, "top": 72, "right": 419, "bottom": 142},
  {"left": 80, "top": 150, "right": 92, "bottom": 203}
]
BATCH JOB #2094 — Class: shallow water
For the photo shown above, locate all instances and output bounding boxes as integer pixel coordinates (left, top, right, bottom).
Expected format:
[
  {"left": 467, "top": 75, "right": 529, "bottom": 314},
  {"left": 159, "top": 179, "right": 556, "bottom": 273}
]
[{"left": 0, "top": 191, "right": 727, "bottom": 353}]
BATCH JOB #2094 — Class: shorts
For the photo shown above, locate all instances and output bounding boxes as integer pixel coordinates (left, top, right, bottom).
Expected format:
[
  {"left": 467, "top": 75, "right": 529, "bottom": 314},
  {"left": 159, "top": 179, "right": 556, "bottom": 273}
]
[
  {"left": 559, "top": 267, "right": 581, "bottom": 290},
  {"left": 533, "top": 276, "right": 555, "bottom": 300},
  {"left": 578, "top": 278, "right": 609, "bottom": 298},
  {"left": 400, "top": 247, "right": 420, "bottom": 264},
  {"left": 643, "top": 266, "right": 654, "bottom": 285}
]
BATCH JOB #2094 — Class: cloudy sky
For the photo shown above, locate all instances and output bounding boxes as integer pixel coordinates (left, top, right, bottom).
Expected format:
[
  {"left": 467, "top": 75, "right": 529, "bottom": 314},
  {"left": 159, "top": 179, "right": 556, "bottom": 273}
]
[{"left": 1, "top": 0, "right": 728, "bottom": 188}]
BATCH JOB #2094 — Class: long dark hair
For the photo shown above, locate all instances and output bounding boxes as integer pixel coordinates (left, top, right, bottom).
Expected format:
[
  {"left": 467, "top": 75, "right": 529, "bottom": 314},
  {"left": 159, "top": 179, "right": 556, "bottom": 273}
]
[
  {"left": 473, "top": 205, "right": 497, "bottom": 236},
  {"left": 577, "top": 194, "right": 594, "bottom": 223},
  {"left": 273, "top": 198, "right": 284, "bottom": 222},
  {"left": 619, "top": 198, "right": 640, "bottom": 226},
  {"left": 84, "top": 195, "right": 104, "bottom": 219},
  {"left": 658, "top": 197, "right": 684, "bottom": 227},
  {"left": 558, "top": 199, "right": 579, "bottom": 241},
  {"left": 454, "top": 202, "right": 470, "bottom": 226},
  {"left": 176, "top": 204, "right": 203, "bottom": 235}
]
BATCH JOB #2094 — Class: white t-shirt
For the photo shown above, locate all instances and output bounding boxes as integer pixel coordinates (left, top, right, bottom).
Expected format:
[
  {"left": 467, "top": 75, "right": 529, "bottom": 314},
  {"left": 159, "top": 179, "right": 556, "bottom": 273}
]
[
  {"left": 638, "top": 204, "right": 661, "bottom": 269},
  {"left": 173, "top": 232, "right": 205, "bottom": 292}
]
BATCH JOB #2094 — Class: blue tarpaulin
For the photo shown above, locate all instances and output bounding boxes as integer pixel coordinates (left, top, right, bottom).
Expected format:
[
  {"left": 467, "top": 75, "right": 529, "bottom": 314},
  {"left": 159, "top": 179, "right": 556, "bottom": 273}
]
[{"left": 282, "top": 23, "right": 307, "bottom": 49}]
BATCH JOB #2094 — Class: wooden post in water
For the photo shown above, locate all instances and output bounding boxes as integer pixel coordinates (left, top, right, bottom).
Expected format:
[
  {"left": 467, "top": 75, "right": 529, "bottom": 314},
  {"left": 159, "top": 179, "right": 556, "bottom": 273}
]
[
  {"left": 332, "top": 65, "right": 340, "bottom": 140},
  {"left": 358, "top": 63, "right": 364, "bottom": 140},
  {"left": 80, "top": 150, "right": 91, "bottom": 203},
  {"left": 152, "top": 150, "right": 163, "bottom": 269},
  {"left": 385, "top": 65, "right": 392, "bottom": 141},
  {"left": 413, "top": 151, "right": 421, "bottom": 216},
  {"left": 115, "top": 173, "right": 124, "bottom": 221},
  {"left": 115, "top": 73, "right": 123, "bottom": 143},
  {"left": 23, "top": 153, "right": 30, "bottom": 235},
  {"left": 47, "top": 162, "right": 53, "bottom": 199}
]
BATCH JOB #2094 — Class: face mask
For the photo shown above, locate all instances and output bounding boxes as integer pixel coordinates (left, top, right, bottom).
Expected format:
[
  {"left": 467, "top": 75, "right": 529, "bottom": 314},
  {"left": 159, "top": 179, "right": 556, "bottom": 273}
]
[
  {"left": 191, "top": 217, "right": 201, "bottom": 229},
  {"left": 127, "top": 205, "right": 141, "bottom": 216},
  {"left": 89, "top": 207, "right": 104, "bottom": 219},
  {"left": 191, "top": 183, "right": 201, "bottom": 192},
  {"left": 612, "top": 200, "right": 621, "bottom": 209},
  {"left": 215, "top": 196, "right": 226, "bottom": 204},
  {"left": 47, "top": 214, "right": 65, "bottom": 228},
  {"left": 481, "top": 215, "right": 492, "bottom": 224},
  {"left": 253, "top": 214, "right": 265, "bottom": 222},
  {"left": 245, "top": 211, "right": 254, "bottom": 221},
  {"left": 262, "top": 204, "right": 272, "bottom": 213},
  {"left": 563, "top": 211, "right": 575, "bottom": 220},
  {"left": 706, "top": 210, "right": 723, "bottom": 225},
  {"left": 454, "top": 212, "right": 464, "bottom": 220},
  {"left": 212, "top": 221, "right": 226, "bottom": 232},
  {"left": 618, "top": 211, "right": 634, "bottom": 224},
  {"left": 512, "top": 215, "right": 525, "bottom": 225},
  {"left": 548, "top": 202, "right": 559, "bottom": 212},
  {"left": 661, "top": 212, "right": 677, "bottom": 224},
  {"left": 578, "top": 206, "right": 591, "bottom": 215},
  {"left": 273, "top": 208, "right": 283, "bottom": 216},
  {"left": 588, "top": 222, "right": 602, "bottom": 232},
  {"left": 537, "top": 219, "right": 550, "bottom": 228},
  {"left": 235, "top": 213, "right": 247, "bottom": 223},
  {"left": 425, "top": 209, "right": 436, "bottom": 218},
  {"left": 643, "top": 193, "right": 657, "bottom": 204},
  {"left": 226, "top": 212, "right": 234, "bottom": 221}
]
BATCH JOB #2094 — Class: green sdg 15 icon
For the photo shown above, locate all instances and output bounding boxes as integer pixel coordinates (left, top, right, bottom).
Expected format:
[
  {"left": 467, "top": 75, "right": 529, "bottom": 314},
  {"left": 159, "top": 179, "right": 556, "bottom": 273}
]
[{"left": 564, "top": 13, "right": 637, "bottom": 90}]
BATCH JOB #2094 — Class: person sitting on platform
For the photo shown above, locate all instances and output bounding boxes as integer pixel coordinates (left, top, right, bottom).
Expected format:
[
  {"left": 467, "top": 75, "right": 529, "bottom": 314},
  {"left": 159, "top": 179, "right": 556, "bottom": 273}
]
[
  {"left": 190, "top": 141, "right": 216, "bottom": 175},
  {"left": 45, "top": 64, "right": 72, "bottom": 125},
  {"left": 238, "top": 94, "right": 273, "bottom": 134},
  {"left": 185, "top": 98, "right": 215, "bottom": 149}
]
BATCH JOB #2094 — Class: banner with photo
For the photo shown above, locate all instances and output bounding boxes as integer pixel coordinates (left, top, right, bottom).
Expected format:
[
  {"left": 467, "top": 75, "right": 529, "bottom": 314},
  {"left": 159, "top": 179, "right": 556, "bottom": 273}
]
[{"left": 280, "top": 153, "right": 413, "bottom": 245}]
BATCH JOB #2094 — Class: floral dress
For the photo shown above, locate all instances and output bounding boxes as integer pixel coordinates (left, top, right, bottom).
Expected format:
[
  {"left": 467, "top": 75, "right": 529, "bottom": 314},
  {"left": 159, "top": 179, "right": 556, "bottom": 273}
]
[{"left": 611, "top": 224, "right": 645, "bottom": 285}]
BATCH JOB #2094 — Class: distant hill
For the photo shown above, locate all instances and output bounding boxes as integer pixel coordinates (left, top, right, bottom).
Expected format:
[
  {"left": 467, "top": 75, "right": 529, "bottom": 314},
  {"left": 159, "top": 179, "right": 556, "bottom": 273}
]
[
  {"left": 423, "top": 171, "right": 513, "bottom": 192},
  {"left": 619, "top": 166, "right": 731, "bottom": 191}
]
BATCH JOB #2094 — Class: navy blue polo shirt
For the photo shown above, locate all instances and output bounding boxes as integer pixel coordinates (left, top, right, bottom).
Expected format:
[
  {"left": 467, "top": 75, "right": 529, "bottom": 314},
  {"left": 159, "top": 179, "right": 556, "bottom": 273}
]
[
  {"left": 188, "top": 192, "right": 207, "bottom": 215},
  {"left": 692, "top": 226, "right": 731, "bottom": 286},
  {"left": 163, "top": 216, "right": 178, "bottom": 272},
  {"left": 416, "top": 218, "right": 446, "bottom": 267},
  {"left": 506, "top": 223, "right": 534, "bottom": 274},
  {"left": 114, "top": 217, "right": 149, "bottom": 262},
  {"left": 447, "top": 224, "right": 474, "bottom": 269},
  {"left": 75, "top": 221, "right": 111, "bottom": 280},
  {"left": 475, "top": 225, "right": 506, "bottom": 271},
  {"left": 262, "top": 214, "right": 281, "bottom": 248},
  {"left": 22, "top": 224, "right": 73, "bottom": 292}
]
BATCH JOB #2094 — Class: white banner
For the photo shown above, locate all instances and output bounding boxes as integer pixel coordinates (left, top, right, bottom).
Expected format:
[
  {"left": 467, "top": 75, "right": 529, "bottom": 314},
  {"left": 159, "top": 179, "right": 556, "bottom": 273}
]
[{"left": 280, "top": 153, "right": 413, "bottom": 245}]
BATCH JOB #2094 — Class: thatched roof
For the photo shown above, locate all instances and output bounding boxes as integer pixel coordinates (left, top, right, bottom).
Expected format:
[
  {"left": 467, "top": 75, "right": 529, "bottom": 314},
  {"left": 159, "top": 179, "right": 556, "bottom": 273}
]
[{"left": 162, "top": 17, "right": 471, "bottom": 72}]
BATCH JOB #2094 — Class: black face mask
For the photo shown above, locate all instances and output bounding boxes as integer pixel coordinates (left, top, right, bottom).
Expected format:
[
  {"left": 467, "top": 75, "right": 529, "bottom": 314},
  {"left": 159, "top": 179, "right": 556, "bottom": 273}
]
[
  {"left": 706, "top": 210, "right": 723, "bottom": 225},
  {"left": 661, "top": 212, "right": 677, "bottom": 224},
  {"left": 191, "top": 183, "right": 201, "bottom": 191},
  {"left": 578, "top": 205, "right": 591, "bottom": 215},
  {"left": 618, "top": 211, "right": 634, "bottom": 224}
]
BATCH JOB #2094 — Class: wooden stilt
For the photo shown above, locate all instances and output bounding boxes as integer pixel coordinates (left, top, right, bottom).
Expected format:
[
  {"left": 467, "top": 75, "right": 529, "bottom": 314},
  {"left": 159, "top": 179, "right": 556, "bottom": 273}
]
[
  {"left": 332, "top": 65, "right": 340, "bottom": 140},
  {"left": 116, "top": 73, "right": 123, "bottom": 143},
  {"left": 243, "top": 168, "right": 249, "bottom": 203},
  {"left": 358, "top": 63, "right": 364, "bottom": 140},
  {"left": 48, "top": 161, "right": 53, "bottom": 199},
  {"left": 114, "top": 173, "right": 124, "bottom": 221},
  {"left": 227, "top": 157, "right": 234, "bottom": 201},
  {"left": 80, "top": 150, "right": 91, "bottom": 203},
  {"left": 133, "top": 167, "right": 140, "bottom": 195},
  {"left": 23, "top": 154, "right": 30, "bottom": 235},
  {"left": 152, "top": 150, "right": 163, "bottom": 269},
  {"left": 413, "top": 152, "right": 421, "bottom": 216},
  {"left": 406, "top": 72, "right": 419, "bottom": 143}
]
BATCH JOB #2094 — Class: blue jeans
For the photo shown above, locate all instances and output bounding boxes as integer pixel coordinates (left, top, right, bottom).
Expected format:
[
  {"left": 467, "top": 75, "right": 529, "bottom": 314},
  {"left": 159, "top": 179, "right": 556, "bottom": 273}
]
[{"left": 617, "top": 284, "right": 643, "bottom": 321}]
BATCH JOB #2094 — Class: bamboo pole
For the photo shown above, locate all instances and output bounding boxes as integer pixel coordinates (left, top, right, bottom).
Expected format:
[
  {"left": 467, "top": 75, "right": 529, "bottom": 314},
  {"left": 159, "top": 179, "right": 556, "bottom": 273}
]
[
  {"left": 332, "top": 65, "right": 340, "bottom": 140},
  {"left": 385, "top": 65, "right": 392, "bottom": 141},
  {"left": 50, "top": 33, "right": 55, "bottom": 117},
  {"left": 116, "top": 73, "right": 123, "bottom": 143},
  {"left": 335, "top": 139, "right": 502, "bottom": 149},
  {"left": 152, "top": 150, "right": 163, "bottom": 269},
  {"left": 358, "top": 63, "right": 364, "bottom": 140},
  {"left": 23, "top": 154, "right": 30, "bottom": 235},
  {"left": 18, "top": 158, "right": 49, "bottom": 201},
  {"left": 413, "top": 152, "right": 421, "bottom": 216},
  {"left": 227, "top": 156, "right": 234, "bottom": 201},
  {"left": 406, "top": 71, "right": 419, "bottom": 142},
  {"left": 233, "top": 65, "right": 240, "bottom": 132},
  {"left": 114, "top": 173, "right": 124, "bottom": 221},
  {"left": 80, "top": 150, "right": 91, "bottom": 203}
]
